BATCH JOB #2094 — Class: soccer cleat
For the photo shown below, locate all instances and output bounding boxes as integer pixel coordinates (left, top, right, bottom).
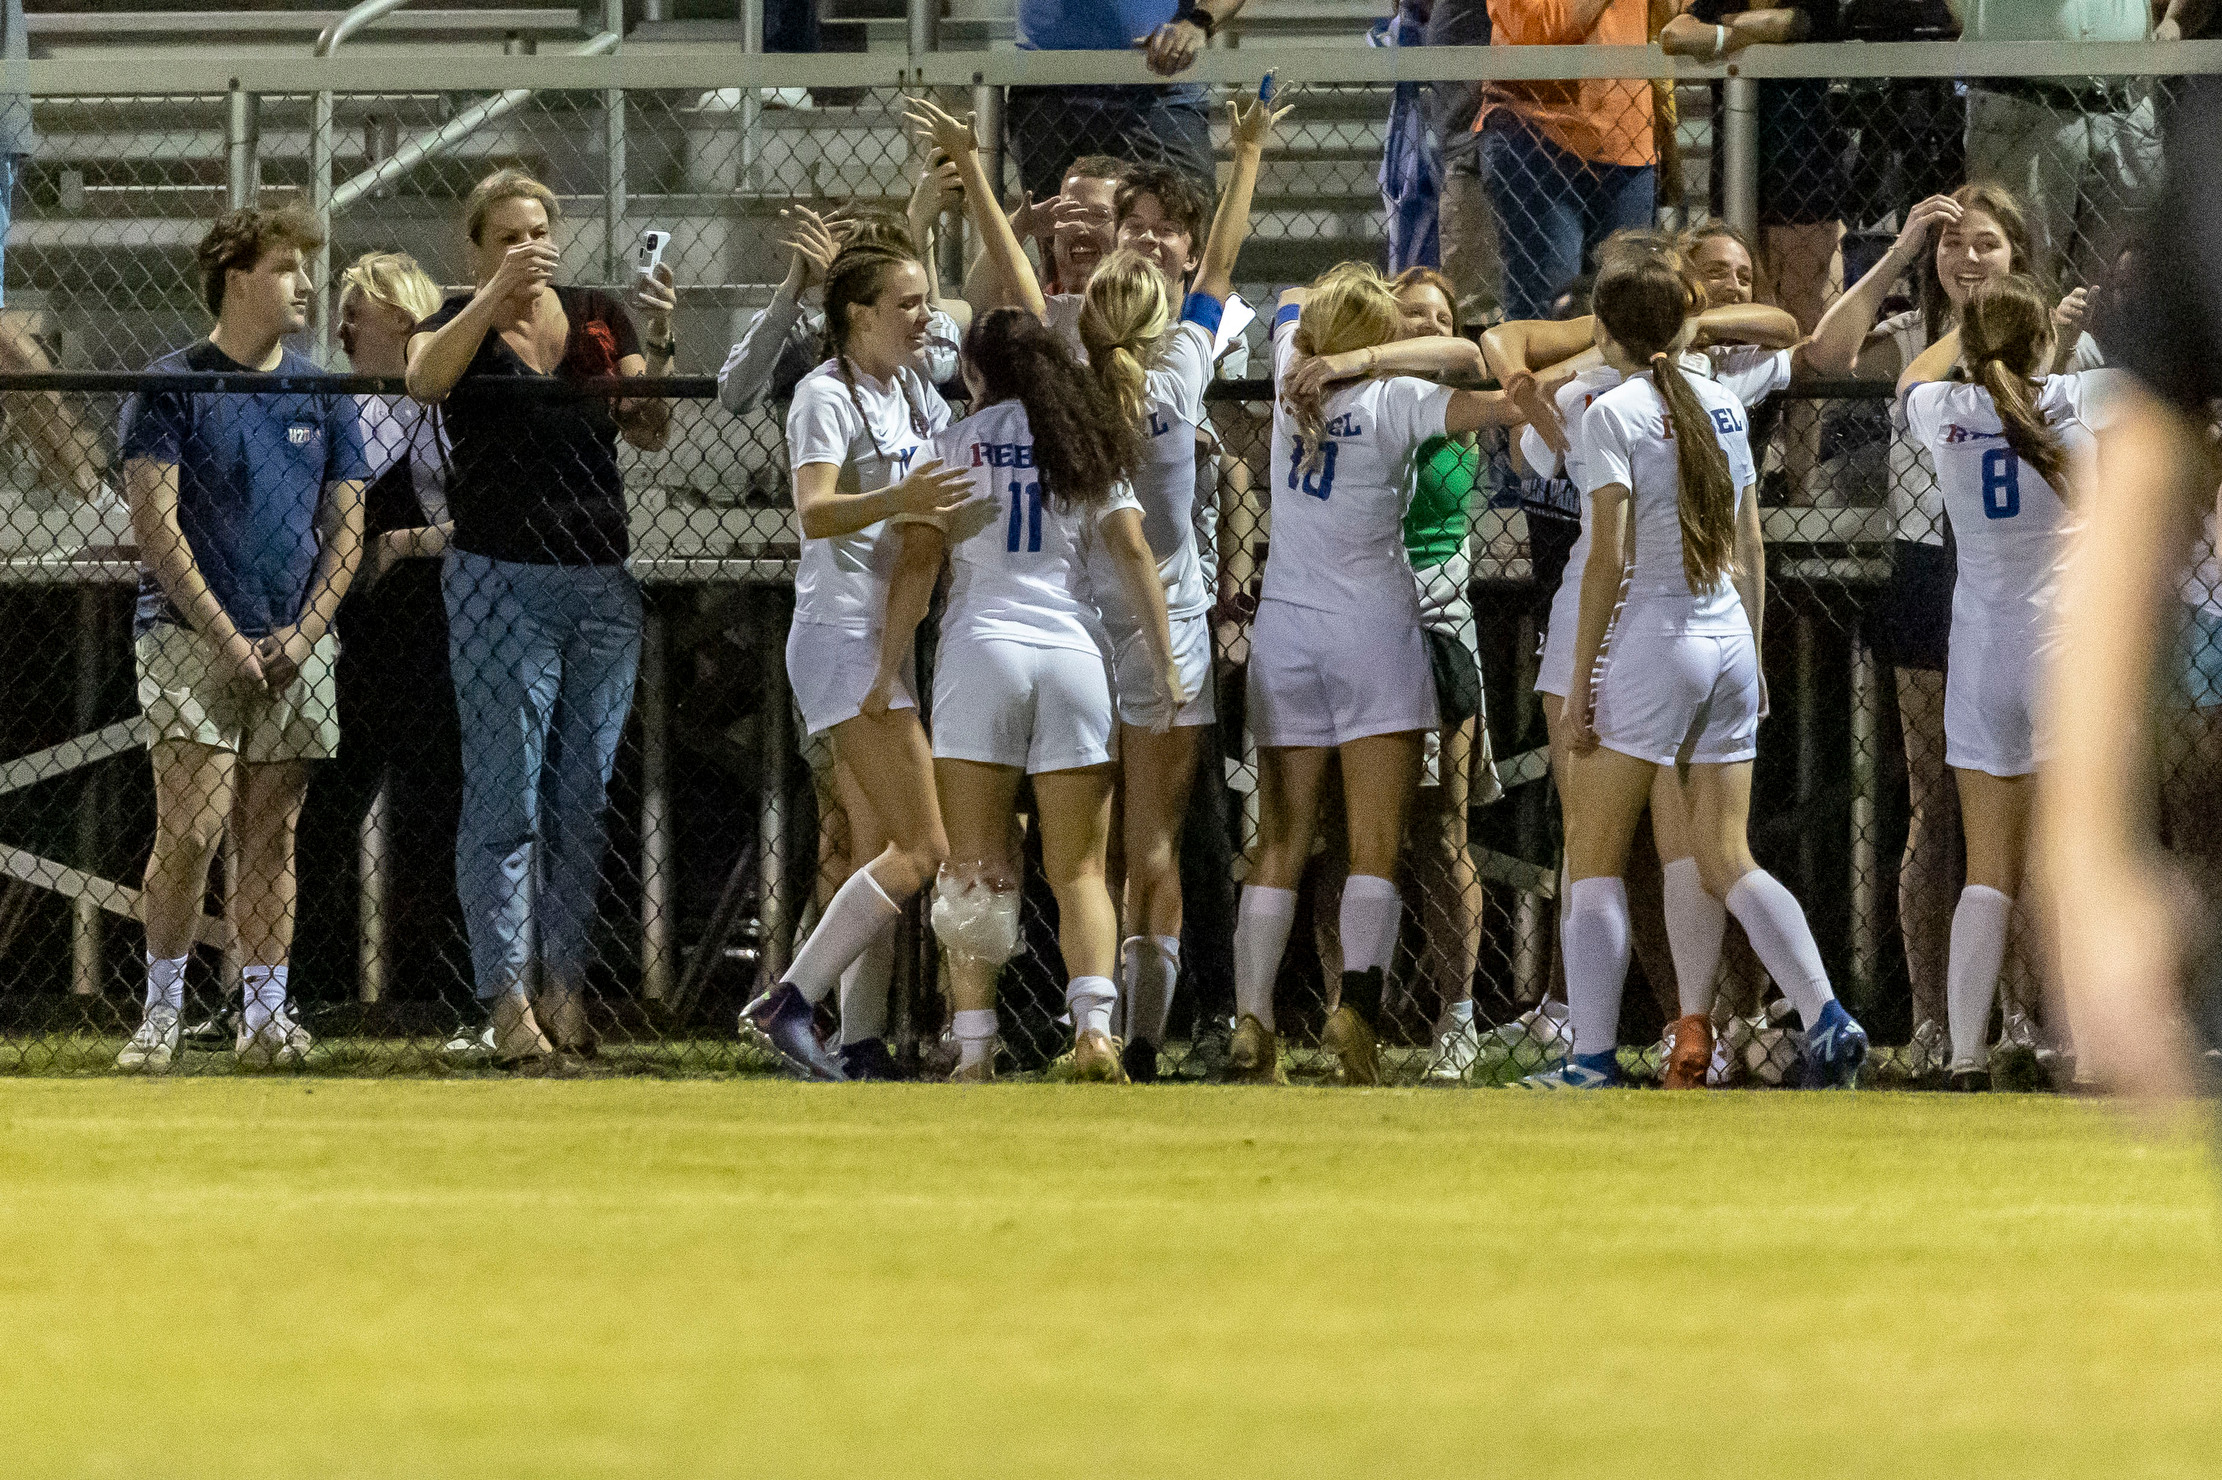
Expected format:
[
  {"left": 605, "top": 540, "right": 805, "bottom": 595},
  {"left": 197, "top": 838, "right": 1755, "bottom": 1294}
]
[
  {"left": 1947, "top": 1058, "right": 1992, "bottom": 1093},
  {"left": 1425, "top": 1015, "right": 1481, "bottom": 1083},
  {"left": 1904, "top": 1018, "right": 1948, "bottom": 1082},
  {"left": 740, "top": 983, "right": 847, "bottom": 1081},
  {"left": 1516, "top": 1050, "right": 1620, "bottom": 1089},
  {"left": 1227, "top": 1013, "right": 1287, "bottom": 1085},
  {"left": 1071, "top": 1029, "right": 1130, "bottom": 1084},
  {"left": 117, "top": 1007, "right": 181, "bottom": 1072},
  {"left": 1484, "top": 1004, "right": 1572, "bottom": 1074},
  {"left": 1122, "top": 1037, "right": 1162, "bottom": 1084},
  {"left": 1706, "top": 1011, "right": 1750, "bottom": 1087},
  {"left": 235, "top": 1011, "right": 312, "bottom": 1069},
  {"left": 838, "top": 1037, "right": 902, "bottom": 1082},
  {"left": 1321, "top": 1005, "right": 1381, "bottom": 1087},
  {"left": 1662, "top": 1012, "right": 1712, "bottom": 1090},
  {"left": 1804, "top": 1000, "right": 1868, "bottom": 1089},
  {"left": 948, "top": 1045, "right": 999, "bottom": 1084}
]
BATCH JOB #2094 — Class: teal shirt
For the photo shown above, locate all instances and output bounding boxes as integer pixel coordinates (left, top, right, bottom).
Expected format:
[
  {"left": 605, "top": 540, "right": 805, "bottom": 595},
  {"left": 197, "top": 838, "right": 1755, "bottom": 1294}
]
[{"left": 1404, "top": 434, "right": 1479, "bottom": 571}]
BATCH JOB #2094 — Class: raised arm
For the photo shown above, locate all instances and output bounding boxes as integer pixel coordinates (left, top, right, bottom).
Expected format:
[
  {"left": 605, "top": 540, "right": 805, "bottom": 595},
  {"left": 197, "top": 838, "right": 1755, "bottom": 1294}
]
[
  {"left": 719, "top": 207, "right": 836, "bottom": 415},
  {"left": 1803, "top": 194, "right": 1961, "bottom": 379},
  {"left": 863, "top": 519, "right": 949, "bottom": 718},
  {"left": 908, "top": 96, "right": 1045, "bottom": 322},
  {"left": 616, "top": 267, "right": 678, "bottom": 452},
  {"left": 1691, "top": 302, "right": 1801, "bottom": 350},
  {"left": 1193, "top": 94, "right": 1290, "bottom": 306},
  {"left": 907, "top": 156, "right": 966, "bottom": 309},
  {"left": 405, "top": 239, "right": 557, "bottom": 403}
]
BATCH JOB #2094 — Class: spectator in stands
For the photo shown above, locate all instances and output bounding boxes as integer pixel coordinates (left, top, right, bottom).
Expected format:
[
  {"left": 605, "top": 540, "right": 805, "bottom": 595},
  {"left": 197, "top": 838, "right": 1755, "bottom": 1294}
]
[
  {"left": 406, "top": 169, "right": 677, "bottom": 1065},
  {"left": 1427, "top": 0, "right": 1504, "bottom": 324},
  {"left": 717, "top": 169, "right": 968, "bottom": 414},
  {"left": 1477, "top": 0, "right": 1659, "bottom": 321},
  {"left": 1953, "top": 0, "right": 2165, "bottom": 285},
  {"left": 1378, "top": 0, "right": 1445, "bottom": 275},
  {"left": 1006, "top": 0, "right": 1249, "bottom": 206},
  {"left": 0, "top": 0, "right": 103, "bottom": 507},
  {"left": 324, "top": 252, "right": 466, "bottom": 1007},
  {"left": 114, "top": 205, "right": 370, "bottom": 1072}
]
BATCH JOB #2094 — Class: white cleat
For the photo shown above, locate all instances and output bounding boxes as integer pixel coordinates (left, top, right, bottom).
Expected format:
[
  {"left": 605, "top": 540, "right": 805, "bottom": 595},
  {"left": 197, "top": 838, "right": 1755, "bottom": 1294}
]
[
  {"left": 1425, "top": 1016, "right": 1481, "bottom": 1082},
  {"left": 117, "top": 1007, "right": 181, "bottom": 1072},
  {"left": 236, "top": 1011, "right": 313, "bottom": 1069}
]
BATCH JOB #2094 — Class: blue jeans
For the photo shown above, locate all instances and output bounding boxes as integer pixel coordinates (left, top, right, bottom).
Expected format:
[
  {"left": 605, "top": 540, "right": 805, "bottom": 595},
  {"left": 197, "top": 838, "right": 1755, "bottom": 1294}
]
[
  {"left": 1481, "top": 113, "right": 1656, "bottom": 322},
  {"left": 444, "top": 550, "right": 643, "bottom": 1002}
]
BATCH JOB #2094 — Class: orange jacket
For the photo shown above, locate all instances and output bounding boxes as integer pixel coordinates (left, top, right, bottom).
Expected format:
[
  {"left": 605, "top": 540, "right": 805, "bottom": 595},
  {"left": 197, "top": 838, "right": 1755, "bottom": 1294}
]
[{"left": 1478, "top": 0, "right": 1656, "bottom": 168}]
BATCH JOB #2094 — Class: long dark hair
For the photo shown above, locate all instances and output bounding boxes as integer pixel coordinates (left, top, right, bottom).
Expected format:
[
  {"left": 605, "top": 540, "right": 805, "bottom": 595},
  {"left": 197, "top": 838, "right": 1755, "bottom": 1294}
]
[
  {"left": 1919, "top": 182, "right": 2043, "bottom": 345},
  {"left": 821, "top": 244, "right": 930, "bottom": 462},
  {"left": 1961, "top": 273, "right": 2070, "bottom": 493},
  {"left": 963, "top": 306, "right": 1138, "bottom": 511},
  {"left": 1592, "top": 252, "right": 1736, "bottom": 593}
]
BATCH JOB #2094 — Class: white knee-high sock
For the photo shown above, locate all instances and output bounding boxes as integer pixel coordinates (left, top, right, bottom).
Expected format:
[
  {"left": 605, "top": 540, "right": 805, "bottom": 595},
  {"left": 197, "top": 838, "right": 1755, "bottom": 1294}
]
[
  {"left": 1124, "top": 935, "right": 1180, "bottom": 1047},
  {"left": 1339, "top": 874, "right": 1401, "bottom": 977},
  {"left": 1661, "top": 858, "right": 1728, "bottom": 1019},
  {"left": 1947, "top": 885, "right": 2012, "bottom": 1066},
  {"left": 1066, "top": 974, "right": 1117, "bottom": 1038},
  {"left": 1234, "top": 885, "right": 1297, "bottom": 1032},
  {"left": 836, "top": 921, "right": 896, "bottom": 1045},
  {"left": 1562, "top": 876, "right": 1631, "bottom": 1057},
  {"left": 1724, "top": 871, "right": 1835, "bottom": 1028},
  {"left": 784, "top": 869, "right": 901, "bottom": 1005}
]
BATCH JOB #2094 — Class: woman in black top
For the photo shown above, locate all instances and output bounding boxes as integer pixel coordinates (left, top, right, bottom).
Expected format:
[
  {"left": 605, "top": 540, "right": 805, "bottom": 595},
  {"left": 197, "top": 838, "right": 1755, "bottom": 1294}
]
[{"left": 406, "top": 168, "right": 677, "bottom": 1062}]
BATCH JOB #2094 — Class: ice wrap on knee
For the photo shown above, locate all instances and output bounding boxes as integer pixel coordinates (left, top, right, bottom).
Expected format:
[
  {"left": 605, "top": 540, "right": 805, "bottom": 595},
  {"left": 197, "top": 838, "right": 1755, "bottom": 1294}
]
[{"left": 930, "top": 862, "right": 1021, "bottom": 969}]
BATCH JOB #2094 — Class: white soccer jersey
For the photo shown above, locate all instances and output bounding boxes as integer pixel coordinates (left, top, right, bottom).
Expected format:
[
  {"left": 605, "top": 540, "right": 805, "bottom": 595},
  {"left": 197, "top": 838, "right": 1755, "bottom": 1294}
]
[
  {"left": 1577, "top": 371, "right": 1759, "bottom": 635},
  {"left": 922, "top": 397, "right": 1142, "bottom": 655},
  {"left": 786, "top": 358, "right": 952, "bottom": 633},
  {"left": 1096, "top": 320, "right": 1214, "bottom": 638},
  {"left": 1262, "top": 319, "right": 1453, "bottom": 618},
  {"left": 1901, "top": 371, "right": 2115, "bottom": 636},
  {"left": 1706, "top": 344, "right": 1793, "bottom": 411}
]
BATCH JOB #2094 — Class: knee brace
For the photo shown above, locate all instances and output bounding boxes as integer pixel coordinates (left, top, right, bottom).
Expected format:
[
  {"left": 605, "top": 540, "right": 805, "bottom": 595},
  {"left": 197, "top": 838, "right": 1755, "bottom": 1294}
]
[{"left": 930, "top": 861, "right": 1021, "bottom": 969}]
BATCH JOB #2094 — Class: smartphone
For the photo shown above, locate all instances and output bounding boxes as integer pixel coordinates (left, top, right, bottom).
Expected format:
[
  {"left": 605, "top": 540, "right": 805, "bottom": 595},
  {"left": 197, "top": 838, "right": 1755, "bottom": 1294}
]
[
  {"left": 636, "top": 228, "right": 671, "bottom": 280},
  {"left": 1258, "top": 72, "right": 1276, "bottom": 103}
]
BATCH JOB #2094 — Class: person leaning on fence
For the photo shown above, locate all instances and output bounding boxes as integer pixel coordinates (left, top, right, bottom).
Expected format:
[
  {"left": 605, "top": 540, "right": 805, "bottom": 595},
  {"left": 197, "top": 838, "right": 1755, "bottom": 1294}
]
[
  {"left": 324, "top": 251, "right": 466, "bottom": 1003},
  {"left": 1804, "top": 181, "right": 2098, "bottom": 1080},
  {"left": 404, "top": 168, "right": 677, "bottom": 1066},
  {"left": 1003, "top": 0, "right": 1246, "bottom": 211},
  {"left": 115, "top": 205, "right": 371, "bottom": 1073},
  {"left": 1476, "top": 0, "right": 1661, "bottom": 323},
  {"left": 715, "top": 174, "right": 968, "bottom": 417}
]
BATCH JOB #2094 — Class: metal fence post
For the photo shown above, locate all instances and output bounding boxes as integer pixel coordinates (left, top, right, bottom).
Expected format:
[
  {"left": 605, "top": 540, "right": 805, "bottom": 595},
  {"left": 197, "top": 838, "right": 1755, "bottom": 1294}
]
[
  {"left": 1795, "top": 611, "right": 1817, "bottom": 892},
  {"left": 758, "top": 670, "right": 793, "bottom": 994},
  {"left": 604, "top": 0, "right": 626, "bottom": 284},
  {"left": 908, "top": 0, "right": 940, "bottom": 58},
  {"left": 69, "top": 588, "right": 103, "bottom": 997},
  {"left": 1721, "top": 75, "right": 1759, "bottom": 239},
  {"left": 741, "top": 0, "right": 764, "bottom": 194},
  {"left": 975, "top": 81, "right": 1004, "bottom": 209},
  {"left": 358, "top": 779, "right": 388, "bottom": 1002},
  {"left": 1849, "top": 632, "right": 1881, "bottom": 1004},
  {"left": 640, "top": 606, "right": 673, "bottom": 1003},
  {"left": 226, "top": 83, "right": 260, "bottom": 211}
]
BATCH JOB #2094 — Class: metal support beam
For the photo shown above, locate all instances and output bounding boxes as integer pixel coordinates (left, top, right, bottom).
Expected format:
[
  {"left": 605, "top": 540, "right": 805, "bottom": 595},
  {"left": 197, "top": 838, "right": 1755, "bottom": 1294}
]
[
  {"left": 225, "top": 83, "right": 259, "bottom": 210},
  {"left": 603, "top": 0, "right": 626, "bottom": 284},
  {"left": 639, "top": 607, "right": 673, "bottom": 1002},
  {"left": 757, "top": 662, "right": 792, "bottom": 994},
  {"left": 908, "top": 0, "right": 940, "bottom": 58},
  {"left": 1721, "top": 74, "right": 1758, "bottom": 238},
  {"left": 358, "top": 777, "right": 389, "bottom": 1002}
]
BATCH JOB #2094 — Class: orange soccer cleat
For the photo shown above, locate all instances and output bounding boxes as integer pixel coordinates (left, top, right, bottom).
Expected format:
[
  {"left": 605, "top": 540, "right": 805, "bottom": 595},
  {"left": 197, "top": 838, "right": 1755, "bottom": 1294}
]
[{"left": 1662, "top": 1012, "right": 1713, "bottom": 1090}]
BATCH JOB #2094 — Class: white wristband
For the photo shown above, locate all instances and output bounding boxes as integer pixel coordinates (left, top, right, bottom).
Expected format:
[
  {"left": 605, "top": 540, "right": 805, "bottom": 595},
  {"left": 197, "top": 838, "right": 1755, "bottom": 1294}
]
[{"left": 1712, "top": 23, "right": 1728, "bottom": 58}]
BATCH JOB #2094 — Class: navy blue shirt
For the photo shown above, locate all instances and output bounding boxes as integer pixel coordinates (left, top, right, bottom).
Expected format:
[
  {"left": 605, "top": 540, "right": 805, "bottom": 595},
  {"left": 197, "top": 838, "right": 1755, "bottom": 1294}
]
[
  {"left": 122, "top": 338, "right": 371, "bottom": 639},
  {"left": 1018, "top": 0, "right": 1179, "bottom": 49}
]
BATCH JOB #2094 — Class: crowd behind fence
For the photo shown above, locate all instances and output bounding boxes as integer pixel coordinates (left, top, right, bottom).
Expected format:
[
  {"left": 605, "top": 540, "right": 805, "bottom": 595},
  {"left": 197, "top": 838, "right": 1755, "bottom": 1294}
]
[{"left": 0, "top": 44, "right": 2215, "bottom": 1083}]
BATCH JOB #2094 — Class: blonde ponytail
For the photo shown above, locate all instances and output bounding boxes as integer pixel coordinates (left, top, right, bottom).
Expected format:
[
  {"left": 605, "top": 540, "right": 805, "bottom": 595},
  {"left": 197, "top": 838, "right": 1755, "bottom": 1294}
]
[
  {"left": 1962, "top": 273, "right": 2069, "bottom": 494},
  {"left": 1080, "top": 249, "right": 1171, "bottom": 432},
  {"left": 1290, "top": 263, "right": 1402, "bottom": 474}
]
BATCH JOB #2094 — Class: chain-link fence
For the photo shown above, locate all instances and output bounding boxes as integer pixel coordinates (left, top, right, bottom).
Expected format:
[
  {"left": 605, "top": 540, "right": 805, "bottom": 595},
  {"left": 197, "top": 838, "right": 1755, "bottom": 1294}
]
[{"left": 0, "top": 44, "right": 2208, "bottom": 1083}]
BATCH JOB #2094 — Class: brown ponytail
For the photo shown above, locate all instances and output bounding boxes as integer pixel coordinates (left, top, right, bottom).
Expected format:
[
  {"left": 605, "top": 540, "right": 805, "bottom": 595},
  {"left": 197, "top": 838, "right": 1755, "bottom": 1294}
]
[
  {"left": 963, "top": 306, "right": 1139, "bottom": 510},
  {"left": 1592, "top": 253, "right": 1737, "bottom": 592},
  {"left": 1961, "top": 273, "right": 2069, "bottom": 493}
]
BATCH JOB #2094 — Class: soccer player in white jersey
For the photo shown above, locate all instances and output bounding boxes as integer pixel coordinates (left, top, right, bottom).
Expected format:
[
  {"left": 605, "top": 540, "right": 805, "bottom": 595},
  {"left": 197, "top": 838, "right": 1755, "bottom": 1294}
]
[
  {"left": 1898, "top": 273, "right": 2114, "bottom": 1090},
  {"left": 1227, "top": 264, "right": 1520, "bottom": 1086},
  {"left": 868, "top": 304, "right": 1181, "bottom": 1082},
  {"left": 738, "top": 242, "right": 972, "bottom": 1081},
  {"left": 1542, "top": 252, "right": 1869, "bottom": 1089},
  {"left": 1486, "top": 234, "right": 1803, "bottom": 1086}
]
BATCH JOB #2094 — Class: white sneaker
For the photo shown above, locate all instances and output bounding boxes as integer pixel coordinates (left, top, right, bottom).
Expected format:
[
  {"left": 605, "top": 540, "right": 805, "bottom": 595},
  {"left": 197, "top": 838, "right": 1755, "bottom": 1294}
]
[
  {"left": 236, "top": 1011, "right": 313, "bottom": 1069},
  {"left": 1904, "top": 1018, "right": 1948, "bottom": 1080},
  {"left": 1425, "top": 1015, "right": 1481, "bottom": 1082},
  {"left": 443, "top": 1024, "right": 496, "bottom": 1060},
  {"left": 117, "top": 1007, "right": 180, "bottom": 1071},
  {"left": 1484, "top": 1005, "right": 1571, "bottom": 1056},
  {"left": 1996, "top": 1007, "right": 2058, "bottom": 1068}
]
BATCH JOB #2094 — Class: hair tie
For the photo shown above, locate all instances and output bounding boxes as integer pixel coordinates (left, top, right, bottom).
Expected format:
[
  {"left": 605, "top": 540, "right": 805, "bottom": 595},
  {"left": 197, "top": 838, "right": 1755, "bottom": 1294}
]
[{"left": 1651, "top": 351, "right": 1671, "bottom": 365}]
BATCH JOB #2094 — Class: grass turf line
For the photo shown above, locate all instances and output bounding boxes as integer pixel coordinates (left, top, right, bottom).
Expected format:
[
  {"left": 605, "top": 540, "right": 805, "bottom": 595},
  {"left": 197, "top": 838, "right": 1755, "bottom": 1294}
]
[{"left": 0, "top": 1081, "right": 2213, "bottom": 1480}]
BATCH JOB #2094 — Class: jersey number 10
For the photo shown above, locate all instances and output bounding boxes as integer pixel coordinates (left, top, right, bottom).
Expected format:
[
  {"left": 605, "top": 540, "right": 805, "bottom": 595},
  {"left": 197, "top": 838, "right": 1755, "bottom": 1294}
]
[
  {"left": 1287, "top": 440, "right": 1338, "bottom": 500},
  {"left": 1980, "top": 447, "right": 2020, "bottom": 521},
  {"left": 1006, "top": 479, "right": 1043, "bottom": 552}
]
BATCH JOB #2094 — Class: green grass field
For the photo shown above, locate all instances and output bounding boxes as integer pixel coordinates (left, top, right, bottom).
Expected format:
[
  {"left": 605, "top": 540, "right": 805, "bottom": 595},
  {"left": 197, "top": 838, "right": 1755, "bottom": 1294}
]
[{"left": 2, "top": 1081, "right": 2215, "bottom": 1479}]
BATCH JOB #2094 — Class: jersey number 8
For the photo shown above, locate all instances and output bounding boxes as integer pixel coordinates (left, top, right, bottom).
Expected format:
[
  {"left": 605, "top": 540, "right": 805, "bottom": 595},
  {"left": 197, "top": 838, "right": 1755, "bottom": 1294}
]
[
  {"left": 1286, "top": 439, "right": 1338, "bottom": 500},
  {"left": 1980, "top": 447, "right": 2020, "bottom": 521},
  {"left": 1006, "top": 479, "right": 1043, "bottom": 552}
]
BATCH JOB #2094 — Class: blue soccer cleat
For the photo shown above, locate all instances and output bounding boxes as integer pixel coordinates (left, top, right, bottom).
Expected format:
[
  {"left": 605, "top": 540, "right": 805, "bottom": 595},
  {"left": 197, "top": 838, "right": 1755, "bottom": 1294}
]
[
  {"left": 1515, "top": 1050, "right": 1621, "bottom": 1089},
  {"left": 740, "top": 983, "right": 847, "bottom": 1081},
  {"left": 1805, "top": 1000, "right": 1869, "bottom": 1089}
]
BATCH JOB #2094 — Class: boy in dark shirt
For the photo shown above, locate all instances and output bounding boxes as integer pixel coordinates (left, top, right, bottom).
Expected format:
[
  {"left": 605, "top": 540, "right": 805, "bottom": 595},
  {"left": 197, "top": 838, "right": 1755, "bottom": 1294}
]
[{"left": 117, "top": 205, "right": 369, "bottom": 1071}]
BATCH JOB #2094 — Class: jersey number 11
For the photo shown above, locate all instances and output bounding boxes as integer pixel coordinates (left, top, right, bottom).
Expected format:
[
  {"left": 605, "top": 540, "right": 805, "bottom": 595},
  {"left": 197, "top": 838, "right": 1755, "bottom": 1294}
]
[{"left": 1006, "top": 479, "right": 1043, "bottom": 552}]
